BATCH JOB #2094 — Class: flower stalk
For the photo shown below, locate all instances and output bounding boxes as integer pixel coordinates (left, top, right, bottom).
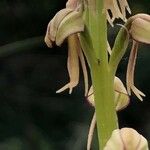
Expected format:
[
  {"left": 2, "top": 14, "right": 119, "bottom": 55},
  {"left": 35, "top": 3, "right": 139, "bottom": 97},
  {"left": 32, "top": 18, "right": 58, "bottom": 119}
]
[{"left": 80, "top": 0, "right": 118, "bottom": 149}]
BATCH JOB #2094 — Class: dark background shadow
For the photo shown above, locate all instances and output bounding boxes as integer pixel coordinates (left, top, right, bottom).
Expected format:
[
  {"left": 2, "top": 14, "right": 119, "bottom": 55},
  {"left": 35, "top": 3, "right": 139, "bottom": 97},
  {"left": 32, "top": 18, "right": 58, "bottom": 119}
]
[{"left": 0, "top": 0, "right": 149, "bottom": 149}]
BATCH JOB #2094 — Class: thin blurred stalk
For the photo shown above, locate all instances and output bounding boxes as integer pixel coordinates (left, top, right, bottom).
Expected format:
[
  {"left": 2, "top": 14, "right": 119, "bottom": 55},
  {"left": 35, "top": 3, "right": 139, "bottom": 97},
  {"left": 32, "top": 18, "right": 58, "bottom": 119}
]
[{"left": 0, "top": 36, "right": 43, "bottom": 57}]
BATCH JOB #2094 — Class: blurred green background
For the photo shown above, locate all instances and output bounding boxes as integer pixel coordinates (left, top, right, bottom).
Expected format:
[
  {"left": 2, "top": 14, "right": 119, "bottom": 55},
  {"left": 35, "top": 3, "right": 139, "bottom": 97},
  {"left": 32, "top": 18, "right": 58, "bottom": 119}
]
[{"left": 0, "top": 0, "right": 149, "bottom": 150}]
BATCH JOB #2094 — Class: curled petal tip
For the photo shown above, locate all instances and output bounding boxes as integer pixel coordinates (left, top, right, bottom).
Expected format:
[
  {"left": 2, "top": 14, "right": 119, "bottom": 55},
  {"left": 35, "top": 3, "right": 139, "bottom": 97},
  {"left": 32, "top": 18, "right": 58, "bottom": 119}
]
[
  {"left": 44, "top": 36, "right": 52, "bottom": 48},
  {"left": 131, "top": 85, "right": 145, "bottom": 101},
  {"left": 56, "top": 82, "right": 77, "bottom": 94}
]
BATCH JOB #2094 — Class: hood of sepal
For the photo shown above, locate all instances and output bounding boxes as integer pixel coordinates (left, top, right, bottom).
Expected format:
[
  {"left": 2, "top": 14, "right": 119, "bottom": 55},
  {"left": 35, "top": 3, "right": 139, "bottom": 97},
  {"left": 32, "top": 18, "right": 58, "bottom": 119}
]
[
  {"left": 44, "top": 8, "right": 73, "bottom": 47},
  {"left": 49, "top": 8, "right": 73, "bottom": 41},
  {"left": 130, "top": 17, "right": 150, "bottom": 44},
  {"left": 55, "top": 10, "right": 84, "bottom": 46}
]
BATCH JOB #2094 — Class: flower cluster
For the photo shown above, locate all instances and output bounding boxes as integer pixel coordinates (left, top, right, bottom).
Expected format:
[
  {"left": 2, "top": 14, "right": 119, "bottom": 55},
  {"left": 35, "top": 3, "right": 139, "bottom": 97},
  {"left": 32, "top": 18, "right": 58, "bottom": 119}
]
[{"left": 44, "top": 0, "right": 150, "bottom": 149}]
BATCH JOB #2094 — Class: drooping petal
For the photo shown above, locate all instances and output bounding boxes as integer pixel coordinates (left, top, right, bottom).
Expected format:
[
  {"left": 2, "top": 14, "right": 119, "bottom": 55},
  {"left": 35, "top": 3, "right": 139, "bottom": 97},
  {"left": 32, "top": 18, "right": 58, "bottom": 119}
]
[
  {"left": 104, "top": 128, "right": 149, "bottom": 150},
  {"left": 56, "top": 34, "right": 80, "bottom": 94},
  {"left": 77, "top": 42, "right": 89, "bottom": 96},
  {"left": 55, "top": 10, "right": 84, "bottom": 46},
  {"left": 126, "top": 40, "right": 145, "bottom": 101}
]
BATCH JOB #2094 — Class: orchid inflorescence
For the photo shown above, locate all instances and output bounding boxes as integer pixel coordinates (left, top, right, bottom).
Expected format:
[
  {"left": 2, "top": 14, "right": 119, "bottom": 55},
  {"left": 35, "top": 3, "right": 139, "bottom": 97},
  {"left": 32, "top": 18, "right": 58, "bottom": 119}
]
[{"left": 44, "top": 0, "right": 150, "bottom": 149}]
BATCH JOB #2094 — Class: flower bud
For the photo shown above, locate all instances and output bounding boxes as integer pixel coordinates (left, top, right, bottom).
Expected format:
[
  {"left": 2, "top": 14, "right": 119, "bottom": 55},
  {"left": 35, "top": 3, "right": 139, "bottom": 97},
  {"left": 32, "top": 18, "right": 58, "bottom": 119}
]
[
  {"left": 87, "top": 77, "right": 129, "bottom": 111},
  {"left": 104, "top": 128, "right": 149, "bottom": 150}
]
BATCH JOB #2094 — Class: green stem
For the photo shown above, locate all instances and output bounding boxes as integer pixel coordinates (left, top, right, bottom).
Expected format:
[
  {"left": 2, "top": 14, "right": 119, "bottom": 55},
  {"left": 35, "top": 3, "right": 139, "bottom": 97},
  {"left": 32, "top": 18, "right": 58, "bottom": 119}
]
[
  {"left": 90, "top": 0, "right": 118, "bottom": 149},
  {"left": 91, "top": 61, "right": 118, "bottom": 149},
  {"left": 0, "top": 36, "right": 43, "bottom": 57},
  {"left": 80, "top": 0, "right": 118, "bottom": 149}
]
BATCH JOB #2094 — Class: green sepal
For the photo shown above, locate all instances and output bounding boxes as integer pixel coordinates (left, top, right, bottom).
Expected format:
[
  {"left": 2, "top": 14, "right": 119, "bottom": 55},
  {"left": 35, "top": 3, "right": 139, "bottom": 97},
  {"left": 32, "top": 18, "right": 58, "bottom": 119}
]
[{"left": 109, "top": 26, "right": 129, "bottom": 76}]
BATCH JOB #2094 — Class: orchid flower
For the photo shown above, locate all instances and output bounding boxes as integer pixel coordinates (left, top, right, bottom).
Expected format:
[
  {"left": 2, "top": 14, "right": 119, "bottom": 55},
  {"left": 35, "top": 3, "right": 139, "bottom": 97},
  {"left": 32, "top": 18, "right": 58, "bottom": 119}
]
[
  {"left": 45, "top": 0, "right": 89, "bottom": 95},
  {"left": 104, "top": 128, "right": 149, "bottom": 150},
  {"left": 126, "top": 14, "right": 150, "bottom": 100}
]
